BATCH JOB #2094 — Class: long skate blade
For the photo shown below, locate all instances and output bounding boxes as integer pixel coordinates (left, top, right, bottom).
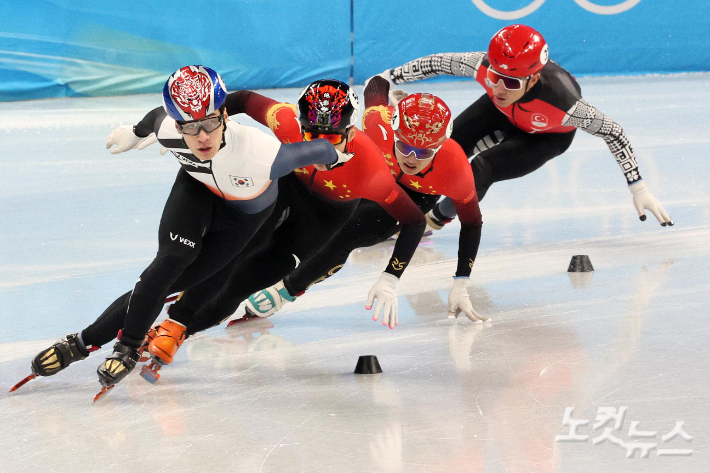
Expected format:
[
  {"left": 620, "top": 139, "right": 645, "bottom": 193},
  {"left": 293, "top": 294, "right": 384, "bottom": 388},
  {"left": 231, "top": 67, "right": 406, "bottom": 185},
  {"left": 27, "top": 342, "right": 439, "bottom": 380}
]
[
  {"left": 9, "top": 374, "right": 36, "bottom": 392},
  {"left": 93, "top": 385, "right": 114, "bottom": 403},
  {"left": 227, "top": 312, "right": 258, "bottom": 327},
  {"left": 140, "top": 363, "right": 161, "bottom": 384}
]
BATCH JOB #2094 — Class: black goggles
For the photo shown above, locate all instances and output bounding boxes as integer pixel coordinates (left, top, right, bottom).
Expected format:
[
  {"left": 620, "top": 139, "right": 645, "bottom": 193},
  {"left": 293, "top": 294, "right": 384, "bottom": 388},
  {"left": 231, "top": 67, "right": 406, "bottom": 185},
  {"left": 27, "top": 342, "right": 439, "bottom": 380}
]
[{"left": 177, "top": 115, "right": 224, "bottom": 136}]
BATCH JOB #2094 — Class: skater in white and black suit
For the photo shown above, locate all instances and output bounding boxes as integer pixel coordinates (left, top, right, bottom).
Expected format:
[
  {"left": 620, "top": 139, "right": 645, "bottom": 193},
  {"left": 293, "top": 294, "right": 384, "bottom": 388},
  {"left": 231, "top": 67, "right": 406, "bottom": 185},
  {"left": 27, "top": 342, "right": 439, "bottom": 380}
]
[{"left": 14, "top": 65, "right": 353, "bottom": 395}]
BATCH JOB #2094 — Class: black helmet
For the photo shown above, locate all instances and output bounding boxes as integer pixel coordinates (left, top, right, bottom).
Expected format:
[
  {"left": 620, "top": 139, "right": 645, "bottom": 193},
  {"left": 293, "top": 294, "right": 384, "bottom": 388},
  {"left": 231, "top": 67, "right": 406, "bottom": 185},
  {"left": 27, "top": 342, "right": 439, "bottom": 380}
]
[{"left": 297, "top": 79, "right": 360, "bottom": 133}]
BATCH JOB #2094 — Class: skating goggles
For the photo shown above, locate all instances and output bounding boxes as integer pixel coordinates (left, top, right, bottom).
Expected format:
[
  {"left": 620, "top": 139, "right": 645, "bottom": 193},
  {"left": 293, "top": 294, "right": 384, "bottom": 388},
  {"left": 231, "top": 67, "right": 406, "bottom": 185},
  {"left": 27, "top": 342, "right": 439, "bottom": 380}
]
[
  {"left": 302, "top": 128, "right": 347, "bottom": 145},
  {"left": 485, "top": 68, "right": 528, "bottom": 91},
  {"left": 394, "top": 138, "right": 439, "bottom": 160},
  {"left": 177, "top": 115, "right": 224, "bottom": 136}
]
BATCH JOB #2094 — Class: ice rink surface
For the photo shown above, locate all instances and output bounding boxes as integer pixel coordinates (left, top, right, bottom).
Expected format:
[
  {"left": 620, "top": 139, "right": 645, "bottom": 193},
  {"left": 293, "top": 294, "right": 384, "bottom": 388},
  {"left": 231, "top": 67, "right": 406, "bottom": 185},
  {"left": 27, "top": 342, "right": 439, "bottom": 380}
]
[{"left": 1, "top": 74, "right": 709, "bottom": 472}]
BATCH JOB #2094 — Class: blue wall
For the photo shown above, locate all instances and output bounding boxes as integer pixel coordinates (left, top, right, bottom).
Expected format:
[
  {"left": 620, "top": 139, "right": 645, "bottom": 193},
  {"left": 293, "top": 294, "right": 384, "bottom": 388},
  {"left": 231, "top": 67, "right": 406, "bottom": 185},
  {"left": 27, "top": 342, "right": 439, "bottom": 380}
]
[
  {"left": 1, "top": 0, "right": 708, "bottom": 101},
  {"left": 354, "top": 0, "right": 710, "bottom": 82}
]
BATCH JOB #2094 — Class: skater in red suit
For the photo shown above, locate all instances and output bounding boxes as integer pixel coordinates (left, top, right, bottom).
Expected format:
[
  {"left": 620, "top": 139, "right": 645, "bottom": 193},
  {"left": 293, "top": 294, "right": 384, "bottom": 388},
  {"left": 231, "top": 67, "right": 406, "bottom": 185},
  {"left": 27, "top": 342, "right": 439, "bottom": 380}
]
[
  {"left": 224, "top": 78, "right": 489, "bottom": 328},
  {"left": 378, "top": 24, "right": 673, "bottom": 230}
]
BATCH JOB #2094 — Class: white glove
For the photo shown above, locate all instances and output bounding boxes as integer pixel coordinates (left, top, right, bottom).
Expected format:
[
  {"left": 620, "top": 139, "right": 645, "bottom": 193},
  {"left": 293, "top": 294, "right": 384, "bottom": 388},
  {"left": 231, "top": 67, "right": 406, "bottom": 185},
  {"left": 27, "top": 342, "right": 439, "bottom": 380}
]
[
  {"left": 366, "top": 272, "right": 399, "bottom": 329},
  {"left": 448, "top": 278, "right": 490, "bottom": 322},
  {"left": 105, "top": 125, "right": 158, "bottom": 155},
  {"left": 388, "top": 89, "right": 408, "bottom": 108},
  {"left": 327, "top": 149, "right": 355, "bottom": 170},
  {"left": 629, "top": 181, "right": 674, "bottom": 226}
]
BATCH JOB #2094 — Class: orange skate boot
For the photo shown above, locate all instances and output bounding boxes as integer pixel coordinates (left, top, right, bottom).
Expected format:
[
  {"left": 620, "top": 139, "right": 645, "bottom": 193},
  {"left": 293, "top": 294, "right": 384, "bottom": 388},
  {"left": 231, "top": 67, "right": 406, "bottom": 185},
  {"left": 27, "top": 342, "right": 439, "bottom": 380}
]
[
  {"left": 140, "top": 319, "right": 186, "bottom": 383},
  {"left": 138, "top": 327, "right": 157, "bottom": 362}
]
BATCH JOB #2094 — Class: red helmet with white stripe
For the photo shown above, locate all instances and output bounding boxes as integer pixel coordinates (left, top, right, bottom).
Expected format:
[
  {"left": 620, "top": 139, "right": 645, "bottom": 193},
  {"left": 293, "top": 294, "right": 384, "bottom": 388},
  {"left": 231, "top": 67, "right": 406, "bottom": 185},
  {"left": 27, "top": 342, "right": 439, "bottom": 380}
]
[{"left": 487, "top": 24, "right": 549, "bottom": 78}]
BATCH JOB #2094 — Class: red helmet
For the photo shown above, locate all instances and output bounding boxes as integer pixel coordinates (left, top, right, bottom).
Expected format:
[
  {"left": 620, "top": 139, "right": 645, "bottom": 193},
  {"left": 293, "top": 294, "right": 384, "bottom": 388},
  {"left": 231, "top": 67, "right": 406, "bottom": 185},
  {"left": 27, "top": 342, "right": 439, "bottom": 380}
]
[
  {"left": 391, "top": 93, "right": 452, "bottom": 149},
  {"left": 487, "top": 24, "right": 549, "bottom": 78}
]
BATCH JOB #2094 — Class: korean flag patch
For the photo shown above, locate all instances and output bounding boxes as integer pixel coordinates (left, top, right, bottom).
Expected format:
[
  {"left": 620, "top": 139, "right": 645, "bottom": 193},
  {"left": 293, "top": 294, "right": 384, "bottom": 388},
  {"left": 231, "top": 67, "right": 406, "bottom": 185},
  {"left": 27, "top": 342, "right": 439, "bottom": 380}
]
[{"left": 230, "top": 176, "right": 254, "bottom": 187}]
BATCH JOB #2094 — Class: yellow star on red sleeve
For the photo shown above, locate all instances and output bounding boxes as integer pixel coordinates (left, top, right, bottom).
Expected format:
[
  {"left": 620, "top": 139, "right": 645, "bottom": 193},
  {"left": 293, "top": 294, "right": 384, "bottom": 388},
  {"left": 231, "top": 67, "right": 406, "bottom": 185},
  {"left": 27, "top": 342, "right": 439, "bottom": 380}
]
[
  {"left": 324, "top": 180, "right": 337, "bottom": 190},
  {"left": 410, "top": 180, "right": 422, "bottom": 189}
]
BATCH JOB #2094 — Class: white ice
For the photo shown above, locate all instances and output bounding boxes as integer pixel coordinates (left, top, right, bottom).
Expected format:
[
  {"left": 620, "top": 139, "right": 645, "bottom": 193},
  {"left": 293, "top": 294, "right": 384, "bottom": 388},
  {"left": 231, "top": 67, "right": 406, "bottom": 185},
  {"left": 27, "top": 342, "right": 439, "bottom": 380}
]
[{"left": 1, "top": 74, "right": 709, "bottom": 472}]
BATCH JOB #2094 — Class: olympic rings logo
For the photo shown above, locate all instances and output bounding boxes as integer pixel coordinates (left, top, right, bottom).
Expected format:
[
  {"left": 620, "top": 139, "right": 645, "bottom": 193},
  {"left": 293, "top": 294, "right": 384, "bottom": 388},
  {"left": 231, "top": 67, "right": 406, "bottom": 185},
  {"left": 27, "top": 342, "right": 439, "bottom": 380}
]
[{"left": 470, "top": 0, "right": 642, "bottom": 20}]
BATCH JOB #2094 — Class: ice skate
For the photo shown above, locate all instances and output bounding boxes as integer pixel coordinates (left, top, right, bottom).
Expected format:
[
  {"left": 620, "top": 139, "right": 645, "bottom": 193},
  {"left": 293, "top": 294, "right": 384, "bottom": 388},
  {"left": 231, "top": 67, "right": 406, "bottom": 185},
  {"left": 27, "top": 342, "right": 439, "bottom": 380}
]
[
  {"left": 140, "top": 319, "right": 186, "bottom": 383},
  {"left": 140, "top": 359, "right": 163, "bottom": 384},
  {"left": 244, "top": 281, "right": 296, "bottom": 318},
  {"left": 10, "top": 333, "right": 92, "bottom": 393},
  {"left": 95, "top": 341, "right": 140, "bottom": 402},
  {"left": 227, "top": 306, "right": 261, "bottom": 327},
  {"left": 138, "top": 327, "right": 157, "bottom": 363}
]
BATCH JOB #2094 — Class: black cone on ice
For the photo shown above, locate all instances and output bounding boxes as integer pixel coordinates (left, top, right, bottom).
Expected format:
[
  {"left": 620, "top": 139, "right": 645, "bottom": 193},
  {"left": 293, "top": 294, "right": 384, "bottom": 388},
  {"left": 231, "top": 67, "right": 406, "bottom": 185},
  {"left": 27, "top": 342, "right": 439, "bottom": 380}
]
[
  {"left": 567, "top": 255, "right": 594, "bottom": 273},
  {"left": 354, "top": 355, "right": 382, "bottom": 374}
]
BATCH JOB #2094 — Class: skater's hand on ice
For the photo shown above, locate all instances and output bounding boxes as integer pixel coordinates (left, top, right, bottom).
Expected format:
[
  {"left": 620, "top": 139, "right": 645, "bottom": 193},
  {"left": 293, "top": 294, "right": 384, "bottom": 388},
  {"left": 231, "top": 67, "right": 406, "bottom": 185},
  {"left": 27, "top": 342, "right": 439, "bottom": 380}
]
[
  {"left": 105, "top": 125, "right": 157, "bottom": 155},
  {"left": 629, "top": 181, "right": 674, "bottom": 226},
  {"left": 366, "top": 272, "right": 399, "bottom": 329},
  {"left": 448, "top": 278, "right": 490, "bottom": 323}
]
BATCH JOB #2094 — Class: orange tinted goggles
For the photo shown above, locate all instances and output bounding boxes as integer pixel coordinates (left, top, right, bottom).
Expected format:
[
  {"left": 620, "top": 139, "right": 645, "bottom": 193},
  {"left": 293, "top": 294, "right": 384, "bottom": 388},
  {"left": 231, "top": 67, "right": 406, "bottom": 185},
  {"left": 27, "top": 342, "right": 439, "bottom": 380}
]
[{"left": 302, "top": 129, "right": 347, "bottom": 145}]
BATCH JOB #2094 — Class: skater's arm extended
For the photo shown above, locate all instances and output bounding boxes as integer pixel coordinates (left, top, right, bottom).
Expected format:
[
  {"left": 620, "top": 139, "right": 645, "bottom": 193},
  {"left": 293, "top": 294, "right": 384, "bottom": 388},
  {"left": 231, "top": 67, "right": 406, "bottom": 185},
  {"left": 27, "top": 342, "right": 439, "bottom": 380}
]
[
  {"left": 105, "top": 106, "right": 167, "bottom": 155},
  {"left": 362, "top": 176, "right": 426, "bottom": 330},
  {"left": 389, "top": 52, "right": 487, "bottom": 84},
  {"left": 269, "top": 140, "right": 346, "bottom": 180},
  {"left": 452, "top": 197, "right": 483, "bottom": 278},
  {"left": 135, "top": 107, "right": 167, "bottom": 136},
  {"left": 563, "top": 99, "right": 673, "bottom": 226}
]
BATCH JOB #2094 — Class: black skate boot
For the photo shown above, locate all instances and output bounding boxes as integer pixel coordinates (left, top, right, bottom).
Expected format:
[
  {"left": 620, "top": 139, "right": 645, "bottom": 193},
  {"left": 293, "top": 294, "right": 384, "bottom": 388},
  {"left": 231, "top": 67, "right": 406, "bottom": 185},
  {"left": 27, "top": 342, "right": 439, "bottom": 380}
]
[
  {"left": 32, "top": 333, "right": 90, "bottom": 376},
  {"left": 94, "top": 340, "right": 140, "bottom": 401},
  {"left": 97, "top": 341, "right": 140, "bottom": 386},
  {"left": 10, "top": 334, "right": 92, "bottom": 392}
]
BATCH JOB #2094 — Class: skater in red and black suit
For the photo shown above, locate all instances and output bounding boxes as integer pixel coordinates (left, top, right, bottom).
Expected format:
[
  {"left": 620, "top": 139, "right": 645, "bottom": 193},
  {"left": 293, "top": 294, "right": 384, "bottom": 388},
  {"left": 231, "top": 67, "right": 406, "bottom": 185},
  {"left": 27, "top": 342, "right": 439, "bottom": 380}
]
[
  {"left": 234, "top": 76, "right": 489, "bottom": 325},
  {"left": 156, "top": 80, "right": 427, "bottom": 353},
  {"left": 379, "top": 24, "right": 672, "bottom": 230}
]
